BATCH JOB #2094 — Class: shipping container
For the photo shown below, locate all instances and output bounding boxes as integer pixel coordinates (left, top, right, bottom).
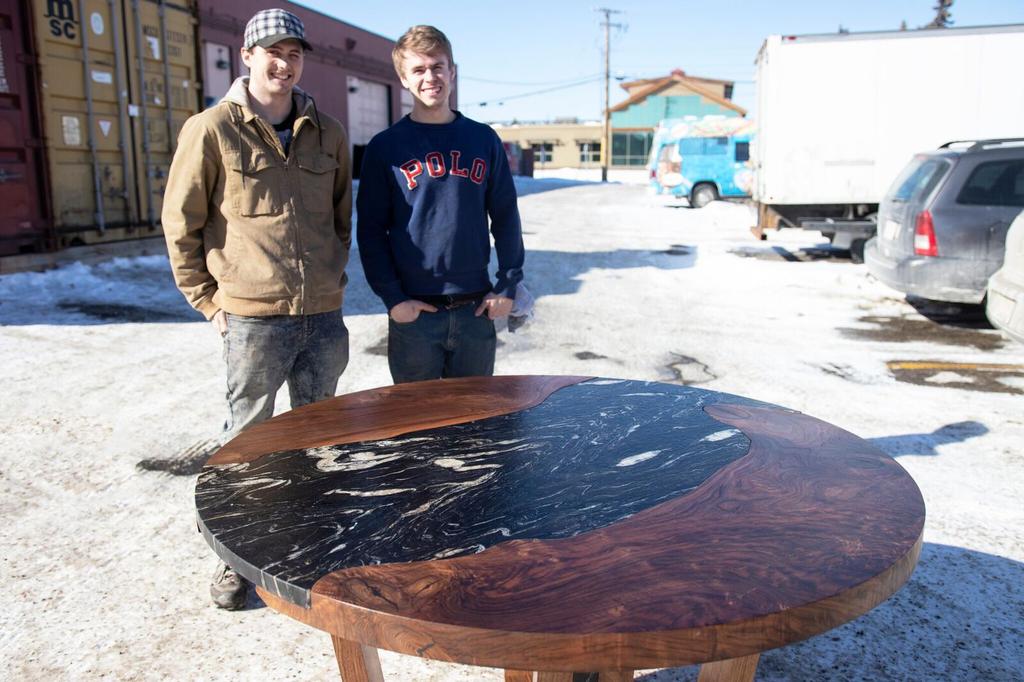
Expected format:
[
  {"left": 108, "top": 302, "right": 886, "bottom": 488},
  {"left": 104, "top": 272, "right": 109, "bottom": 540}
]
[
  {"left": 0, "top": 0, "right": 52, "bottom": 255},
  {"left": 30, "top": 0, "right": 200, "bottom": 248},
  {"left": 5, "top": 2, "right": 433, "bottom": 257}
]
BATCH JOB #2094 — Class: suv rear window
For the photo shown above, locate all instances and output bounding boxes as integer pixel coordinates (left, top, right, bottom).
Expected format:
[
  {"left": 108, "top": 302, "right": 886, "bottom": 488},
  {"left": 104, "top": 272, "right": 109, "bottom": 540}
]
[
  {"left": 956, "top": 159, "right": 1024, "bottom": 207},
  {"left": 888, "top": 157, "right": 951, "bottom": 202}
]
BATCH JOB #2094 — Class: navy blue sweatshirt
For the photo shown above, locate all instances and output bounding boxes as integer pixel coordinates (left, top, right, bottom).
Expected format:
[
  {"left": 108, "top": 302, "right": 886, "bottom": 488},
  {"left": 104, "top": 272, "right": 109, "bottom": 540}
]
[{"left": 356, "top": 112, "right": 525, "bottom": 311}]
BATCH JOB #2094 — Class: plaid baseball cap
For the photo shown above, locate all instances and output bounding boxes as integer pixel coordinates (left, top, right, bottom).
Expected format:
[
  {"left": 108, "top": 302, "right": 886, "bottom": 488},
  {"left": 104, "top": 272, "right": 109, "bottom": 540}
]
[{"left": 244, "top": 9, "right": 313, "bottom": 51}]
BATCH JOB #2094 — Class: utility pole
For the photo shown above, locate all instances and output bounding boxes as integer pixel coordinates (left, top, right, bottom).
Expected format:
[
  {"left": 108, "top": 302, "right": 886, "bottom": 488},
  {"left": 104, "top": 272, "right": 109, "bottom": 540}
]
[{"left": 597, "top": 8, "right": 622, "bottom": 183}]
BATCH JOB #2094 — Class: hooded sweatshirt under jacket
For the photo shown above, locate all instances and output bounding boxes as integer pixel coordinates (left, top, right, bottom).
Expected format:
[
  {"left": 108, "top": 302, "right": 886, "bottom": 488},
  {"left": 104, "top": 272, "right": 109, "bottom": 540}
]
[{"left": 162, "top": 77, "right": 352, "bottom": 320}]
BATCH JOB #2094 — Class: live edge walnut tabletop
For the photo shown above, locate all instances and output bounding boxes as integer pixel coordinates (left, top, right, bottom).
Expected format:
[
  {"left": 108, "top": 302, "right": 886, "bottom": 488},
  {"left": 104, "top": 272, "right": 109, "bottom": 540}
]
[{"left": 195, "top": 376, "right": 925, "bottom": 682}]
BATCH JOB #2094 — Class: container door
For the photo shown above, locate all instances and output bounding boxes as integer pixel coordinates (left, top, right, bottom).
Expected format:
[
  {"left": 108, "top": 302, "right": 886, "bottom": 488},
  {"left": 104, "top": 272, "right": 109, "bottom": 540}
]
[
  {"left": 0, "top": 0, "right": 51, "bottom": 254},
  {"left": 32, "top": 0, "right": 137, "bottom": 238},
  {"left": 121, "top": 0, "right": 199, "bottom": 230},
  {"left": 30, "top": 0, "right": 198, "bottom": 245}
]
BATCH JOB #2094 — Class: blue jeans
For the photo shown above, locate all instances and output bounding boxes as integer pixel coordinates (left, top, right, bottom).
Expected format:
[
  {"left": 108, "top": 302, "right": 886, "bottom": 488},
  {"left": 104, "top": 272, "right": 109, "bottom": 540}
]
[
  {"left": 222, "top": 309, "right": 349, "bottom": 437},
  {"left": 388, "top": 304, "right": 496, "bottom": 384}
]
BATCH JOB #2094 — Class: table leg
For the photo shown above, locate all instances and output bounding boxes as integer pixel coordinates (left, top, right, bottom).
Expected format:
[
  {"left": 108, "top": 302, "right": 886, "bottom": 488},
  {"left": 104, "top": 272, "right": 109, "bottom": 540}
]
[
  {"left": 330, "top": 635, "right": 384, "bottom": 682},
  {"left": 505, "top": 671, "right": 536, "bottom": 682},
  {"left": 697, "top": 653, "right": 760, "bottom": 682}
]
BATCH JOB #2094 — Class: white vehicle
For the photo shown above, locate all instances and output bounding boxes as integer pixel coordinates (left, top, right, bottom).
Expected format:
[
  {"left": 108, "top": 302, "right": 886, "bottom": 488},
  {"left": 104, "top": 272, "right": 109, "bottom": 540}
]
[
  {"left": 987, "top": 210, "right": 1024, "bottom": 344},
  {"left": 753, "top": 24, "right": 1024, "bottom": 259}
]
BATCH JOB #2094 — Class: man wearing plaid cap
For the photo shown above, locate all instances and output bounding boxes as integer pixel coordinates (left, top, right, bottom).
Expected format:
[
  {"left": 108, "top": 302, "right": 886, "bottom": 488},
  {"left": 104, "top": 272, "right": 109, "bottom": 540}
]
[{"left": 162, "top": 8, "right": 352, "bottom": 609}]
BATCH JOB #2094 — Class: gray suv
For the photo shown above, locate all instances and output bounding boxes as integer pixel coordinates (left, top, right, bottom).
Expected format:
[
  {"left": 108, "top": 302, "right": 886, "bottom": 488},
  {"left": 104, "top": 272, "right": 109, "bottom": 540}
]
[{"left": 864, "top": 139, "right": 1024, "bottom": 303}]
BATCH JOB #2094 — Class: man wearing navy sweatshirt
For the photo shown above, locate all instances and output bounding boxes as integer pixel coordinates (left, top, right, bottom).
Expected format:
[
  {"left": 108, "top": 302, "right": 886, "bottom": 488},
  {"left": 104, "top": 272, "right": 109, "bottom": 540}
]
[{"left": 356, "top": 25, "right": 525, "bottom": 383}]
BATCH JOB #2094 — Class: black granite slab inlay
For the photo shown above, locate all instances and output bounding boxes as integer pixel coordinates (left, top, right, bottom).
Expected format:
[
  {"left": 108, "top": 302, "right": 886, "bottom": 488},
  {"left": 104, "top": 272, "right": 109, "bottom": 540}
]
[{"left": 196, "top": 379, "right": 768, "bottom": 606}]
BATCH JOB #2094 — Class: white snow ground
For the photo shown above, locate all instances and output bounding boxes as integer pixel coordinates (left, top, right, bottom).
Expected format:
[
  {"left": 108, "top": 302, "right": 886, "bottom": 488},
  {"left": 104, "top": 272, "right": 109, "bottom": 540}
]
[{"left": 1, "top": 179, "right": 1022, "bottom": 680}]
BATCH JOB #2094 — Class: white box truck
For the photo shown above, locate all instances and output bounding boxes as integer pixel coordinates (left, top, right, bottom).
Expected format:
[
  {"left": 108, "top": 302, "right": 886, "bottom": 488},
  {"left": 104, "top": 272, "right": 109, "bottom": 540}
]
[{"left": 753, "top": 24, "right": 1024, "bottom": 259}]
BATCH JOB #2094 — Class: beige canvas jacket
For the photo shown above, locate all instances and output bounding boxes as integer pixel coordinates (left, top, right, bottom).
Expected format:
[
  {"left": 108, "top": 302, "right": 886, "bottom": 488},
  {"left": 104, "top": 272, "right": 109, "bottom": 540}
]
[{"left": 162, "top": 78, "right": 352, "bottom": 320}]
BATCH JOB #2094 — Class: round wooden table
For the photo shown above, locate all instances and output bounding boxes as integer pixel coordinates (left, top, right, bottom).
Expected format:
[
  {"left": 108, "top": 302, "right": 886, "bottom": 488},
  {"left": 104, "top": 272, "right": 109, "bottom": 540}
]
[{"left": 195, "top": 376, "right": 925, "bottom": 681}]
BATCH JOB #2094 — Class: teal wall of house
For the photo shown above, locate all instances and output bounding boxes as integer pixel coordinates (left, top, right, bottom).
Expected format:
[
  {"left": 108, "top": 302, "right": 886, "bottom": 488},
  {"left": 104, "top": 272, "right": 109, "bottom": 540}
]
[{"left": 611, "top": 95, "right": 741, "bottom": 128}]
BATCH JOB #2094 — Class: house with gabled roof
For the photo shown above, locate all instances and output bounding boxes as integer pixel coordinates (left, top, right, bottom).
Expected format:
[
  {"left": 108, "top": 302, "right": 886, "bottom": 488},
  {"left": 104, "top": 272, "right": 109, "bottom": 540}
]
[
  {"left": 493, "top": 68, "right": 746, "bottom": 171},
  {"left": 609, "top": 69, "right": 747, "bottom": 166}
]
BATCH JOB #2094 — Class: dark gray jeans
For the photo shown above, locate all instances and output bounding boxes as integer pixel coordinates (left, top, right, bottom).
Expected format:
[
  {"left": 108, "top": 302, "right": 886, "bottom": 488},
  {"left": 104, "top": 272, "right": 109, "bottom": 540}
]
[
  {"left": 388, "top": 304, "right": 496, "bottom": 384},
  {"left": 222, "top": 309, "right": 349, "bottom": 436}
]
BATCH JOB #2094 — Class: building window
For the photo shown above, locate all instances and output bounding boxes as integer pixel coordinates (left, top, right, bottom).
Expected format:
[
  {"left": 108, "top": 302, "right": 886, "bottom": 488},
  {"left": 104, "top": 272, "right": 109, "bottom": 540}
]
[
  {"left": 531, "top": 142, "right": 554, "bottom": 165},
  {"left": 611, "top": 132, "right": 653, "bottom": 167},
  {"left": 578, "top": 141, "right": 601, "bottom": 164}
]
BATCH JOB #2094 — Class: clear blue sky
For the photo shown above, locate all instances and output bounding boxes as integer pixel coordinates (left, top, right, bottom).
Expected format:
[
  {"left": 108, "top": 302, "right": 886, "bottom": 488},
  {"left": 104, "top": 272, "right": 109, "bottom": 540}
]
[{"left": 299, "top": 1, "right": 1024, "bottom": 123}]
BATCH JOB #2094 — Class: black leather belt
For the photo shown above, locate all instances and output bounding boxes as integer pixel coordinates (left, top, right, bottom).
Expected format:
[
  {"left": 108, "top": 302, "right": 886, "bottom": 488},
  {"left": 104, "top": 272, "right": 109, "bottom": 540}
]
[{"left": 415, "top": 292, "right": 488, "bottom": 309}]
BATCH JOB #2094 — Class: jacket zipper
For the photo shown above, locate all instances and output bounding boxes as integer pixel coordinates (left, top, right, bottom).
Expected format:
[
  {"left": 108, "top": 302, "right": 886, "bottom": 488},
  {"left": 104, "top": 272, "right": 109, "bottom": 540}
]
[
  {"left": 292, "top": 118, "right": 309, "bottom": 314},
  {"left": 254, "top": 115, "right": 308, "bottom": 314}
]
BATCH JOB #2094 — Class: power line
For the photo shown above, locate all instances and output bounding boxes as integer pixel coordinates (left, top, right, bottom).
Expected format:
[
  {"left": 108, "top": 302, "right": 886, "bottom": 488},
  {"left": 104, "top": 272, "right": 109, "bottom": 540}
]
[
  {"left": 460, "top": 73, "right": 602, "bottom": 86},
  {"left": 464, "top": 76, "right": 604, "bottom": 108},
  {"left": 616, "top": 72, "right": 756, "bottom": 84}
]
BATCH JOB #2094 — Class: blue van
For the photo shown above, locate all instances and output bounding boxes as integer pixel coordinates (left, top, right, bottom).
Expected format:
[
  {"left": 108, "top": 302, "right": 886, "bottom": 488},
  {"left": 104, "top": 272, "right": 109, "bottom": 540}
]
[{"left": 648, "top": 117, "right": 756, "bottom": 208}]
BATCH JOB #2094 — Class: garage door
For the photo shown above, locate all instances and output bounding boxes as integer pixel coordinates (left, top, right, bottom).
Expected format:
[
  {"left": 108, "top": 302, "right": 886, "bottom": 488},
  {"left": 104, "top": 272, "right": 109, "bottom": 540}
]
[{"left": 347, "top": 76, "right": 389, "bottom": 177}]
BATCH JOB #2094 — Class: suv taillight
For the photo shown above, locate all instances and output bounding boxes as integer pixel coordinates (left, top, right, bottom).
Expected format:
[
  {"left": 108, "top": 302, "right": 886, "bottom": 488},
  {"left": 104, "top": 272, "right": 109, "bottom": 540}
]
[{"left": 913, "top": 210, "right": 939, "bottom": 257}]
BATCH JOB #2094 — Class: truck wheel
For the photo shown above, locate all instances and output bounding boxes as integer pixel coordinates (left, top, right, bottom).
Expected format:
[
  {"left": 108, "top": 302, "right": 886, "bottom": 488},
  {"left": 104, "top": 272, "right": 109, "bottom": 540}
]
[
  {"left": 690, "top": 184, "right": 718, "bottom": 209},
  {"left": 850, "top": 239, "right": 866, "bottom": 264}
]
